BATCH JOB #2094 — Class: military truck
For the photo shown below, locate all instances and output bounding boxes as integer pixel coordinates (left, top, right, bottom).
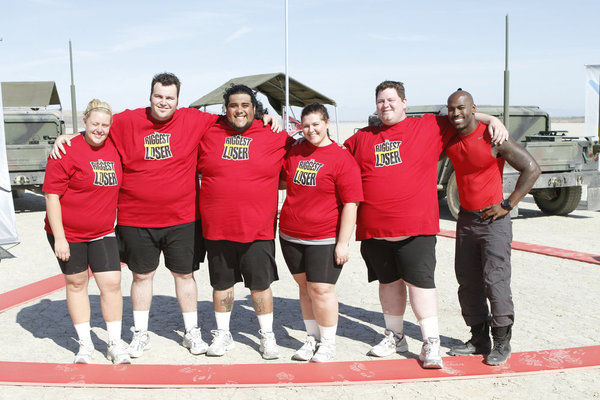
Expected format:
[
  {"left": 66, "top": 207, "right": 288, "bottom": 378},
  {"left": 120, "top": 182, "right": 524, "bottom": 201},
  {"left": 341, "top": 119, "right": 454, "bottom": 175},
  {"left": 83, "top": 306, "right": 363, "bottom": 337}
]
[
  {"left": 368, "top": 105, "right": 600, "bottom": 218},
  {"left": 2, "top": 81, "right": 63, "bottom": 196}
]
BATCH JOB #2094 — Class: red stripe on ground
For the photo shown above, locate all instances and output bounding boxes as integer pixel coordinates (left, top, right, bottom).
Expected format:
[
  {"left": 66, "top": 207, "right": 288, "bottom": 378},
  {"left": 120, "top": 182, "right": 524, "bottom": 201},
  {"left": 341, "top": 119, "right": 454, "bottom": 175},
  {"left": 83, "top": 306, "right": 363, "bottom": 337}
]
[
  {"left": 0, "top": 274, "right": 66, "bottom": 312},
  {"left": 439, "top": 229, "right": 457, "bottom": 238},
  {"left": 0, "top": 346, "right": 597, "bottom": 388},
  {"left": 510, "top": 240, "right": 600, "bottom": 265},
  {"left": 438, "top": 229, "right": 600, "bottom": 265},
  {"left": 0, "top": 265, "right": 127, "bottom": 313}
]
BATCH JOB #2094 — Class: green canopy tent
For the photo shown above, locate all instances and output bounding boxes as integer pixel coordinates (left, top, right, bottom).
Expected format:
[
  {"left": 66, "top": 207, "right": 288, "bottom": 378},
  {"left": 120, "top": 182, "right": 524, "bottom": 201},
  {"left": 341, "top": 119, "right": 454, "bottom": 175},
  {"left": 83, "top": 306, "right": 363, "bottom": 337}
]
[
  {"left": 1, "top": 81, "right": 61, "bottom": 108},
  {"left": 189, "top": 73, "right": 339, "bottom": 140}
]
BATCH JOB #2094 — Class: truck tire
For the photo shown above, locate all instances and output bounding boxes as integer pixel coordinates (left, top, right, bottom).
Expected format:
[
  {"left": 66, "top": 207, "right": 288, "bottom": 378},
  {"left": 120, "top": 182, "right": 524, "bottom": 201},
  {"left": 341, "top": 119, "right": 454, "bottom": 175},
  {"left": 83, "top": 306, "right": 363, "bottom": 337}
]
[
  {"left": 533, "top": 186, "right": 581, "bottom": 215},
  {"left": 446, "top": 172, "right": 460, "bottom": 220}
]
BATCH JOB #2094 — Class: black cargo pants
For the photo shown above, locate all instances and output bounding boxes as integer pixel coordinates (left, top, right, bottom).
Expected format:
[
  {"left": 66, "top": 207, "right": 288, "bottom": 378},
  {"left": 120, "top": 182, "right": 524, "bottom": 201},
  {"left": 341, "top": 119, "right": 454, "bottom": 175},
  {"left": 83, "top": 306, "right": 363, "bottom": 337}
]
[{"left": 454, "top": 207, "right": 514, "bottom": 328}]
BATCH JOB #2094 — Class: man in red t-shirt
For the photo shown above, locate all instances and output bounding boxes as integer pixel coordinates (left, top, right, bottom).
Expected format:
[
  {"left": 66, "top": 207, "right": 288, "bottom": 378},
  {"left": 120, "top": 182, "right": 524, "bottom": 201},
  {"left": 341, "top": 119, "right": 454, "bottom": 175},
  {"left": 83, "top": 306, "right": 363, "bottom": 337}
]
[
  {"left": 345, "top": 81, "right": 508, "bottom": 369},
  {"left": 444, "top": 90, "right": 540, "bottom": 366},
  {"left": 198, "top": 85, "right": 294, "bottom": 360},
  {"left": 110, "top": 73, "right": 214, "bottom": 358}
]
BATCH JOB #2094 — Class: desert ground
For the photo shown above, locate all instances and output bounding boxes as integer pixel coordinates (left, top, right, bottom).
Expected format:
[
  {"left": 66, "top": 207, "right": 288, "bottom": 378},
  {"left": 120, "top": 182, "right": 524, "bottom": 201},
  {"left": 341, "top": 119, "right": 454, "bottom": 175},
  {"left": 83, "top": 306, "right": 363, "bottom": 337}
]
[{"left": 0, "top": 120, "right": 598, "bottom": 399}]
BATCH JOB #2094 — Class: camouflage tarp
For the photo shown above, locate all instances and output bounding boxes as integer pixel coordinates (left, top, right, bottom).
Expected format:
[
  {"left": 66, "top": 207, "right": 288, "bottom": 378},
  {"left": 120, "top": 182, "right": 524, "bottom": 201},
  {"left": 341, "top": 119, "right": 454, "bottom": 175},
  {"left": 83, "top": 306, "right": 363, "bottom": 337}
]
[{"left": 189, "top": 73, "right": 336, "bottom": 114}]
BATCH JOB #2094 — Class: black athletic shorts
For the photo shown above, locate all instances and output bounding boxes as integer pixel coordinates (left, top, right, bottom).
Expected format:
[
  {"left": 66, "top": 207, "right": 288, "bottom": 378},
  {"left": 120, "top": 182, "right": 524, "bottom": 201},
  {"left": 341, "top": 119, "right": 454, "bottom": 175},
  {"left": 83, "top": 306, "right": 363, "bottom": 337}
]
[
  {"left": 279, "top": 238, "right": 342, "bottom": 284},
  {"left": 116, "top": 220, "right": 205, "bottom": 275},
  {"left": 360, "top": 235, "right": 437, "bottom": 288},
  {"left": 47, "top": 233, "right": 121, "bottom": 275},
  {"left": 205, "top": 239, "right": 278, "bottom": 291}
]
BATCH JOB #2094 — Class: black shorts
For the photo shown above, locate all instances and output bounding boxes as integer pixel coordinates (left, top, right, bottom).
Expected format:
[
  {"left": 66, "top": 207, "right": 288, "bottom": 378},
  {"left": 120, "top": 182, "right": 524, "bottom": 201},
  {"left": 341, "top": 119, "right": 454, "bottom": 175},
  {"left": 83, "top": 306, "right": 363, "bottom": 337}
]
[
  {"left": 360, "top": 235, "right": 437, "bottom": 288},
  {"left": 116, "top": 220, "right": 205, "bottom": 275},
  {"left": 205, "top": 239, "right": 278, "bottom": 291},
  {"left": 47, "top": 233, "right": 121, "bottom": 275},
  {"left": 279, "top": 238, "right": 342, "bottom": 284}
]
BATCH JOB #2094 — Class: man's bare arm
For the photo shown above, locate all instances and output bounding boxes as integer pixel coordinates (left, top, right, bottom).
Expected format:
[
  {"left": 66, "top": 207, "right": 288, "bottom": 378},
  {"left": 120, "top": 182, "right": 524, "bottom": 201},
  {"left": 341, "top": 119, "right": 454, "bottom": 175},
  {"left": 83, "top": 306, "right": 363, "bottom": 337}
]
[
  {"left": 474, "top": 113, "right": 509, "bottom": 145},
  {"left": 50, "top": 133, "right": 78, "bottom": 159},
  {"left": 262, "top": 114, "right": 282, "bottom": 132},
  {"left": 481, "top": 137, "right": 541, "bottom": 220}
]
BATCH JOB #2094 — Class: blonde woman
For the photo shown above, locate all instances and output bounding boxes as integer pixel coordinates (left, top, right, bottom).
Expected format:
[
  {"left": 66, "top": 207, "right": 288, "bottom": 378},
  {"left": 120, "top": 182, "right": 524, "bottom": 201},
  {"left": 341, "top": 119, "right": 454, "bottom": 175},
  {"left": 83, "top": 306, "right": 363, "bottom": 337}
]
[{"left": 43, "top": 99, "right": 129, "bottom": 364}]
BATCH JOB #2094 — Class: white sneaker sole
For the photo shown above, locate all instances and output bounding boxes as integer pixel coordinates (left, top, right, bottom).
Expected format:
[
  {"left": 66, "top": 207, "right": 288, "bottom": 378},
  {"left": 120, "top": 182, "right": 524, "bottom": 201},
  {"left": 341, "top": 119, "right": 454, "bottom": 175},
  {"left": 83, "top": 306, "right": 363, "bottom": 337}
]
[
  {"left": 128, "top": 342, "right": 151, "bottom": 358},
  {"left": 206, "top": 342, "right": 235, "bottom": 357},
  {"left": 183, "top": 342, "right": 208, "bottom": 355},
  {"left": 260, "top": 347, "right": 280, "bottom": 360}
]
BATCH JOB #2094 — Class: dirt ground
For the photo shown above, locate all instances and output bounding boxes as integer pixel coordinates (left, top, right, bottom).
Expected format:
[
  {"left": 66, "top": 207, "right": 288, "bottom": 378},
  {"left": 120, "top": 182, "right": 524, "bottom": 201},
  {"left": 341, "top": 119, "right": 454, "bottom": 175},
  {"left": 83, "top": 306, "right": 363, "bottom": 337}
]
[{"left": 0, "top": 190, "right": 599, "bottom": 399}]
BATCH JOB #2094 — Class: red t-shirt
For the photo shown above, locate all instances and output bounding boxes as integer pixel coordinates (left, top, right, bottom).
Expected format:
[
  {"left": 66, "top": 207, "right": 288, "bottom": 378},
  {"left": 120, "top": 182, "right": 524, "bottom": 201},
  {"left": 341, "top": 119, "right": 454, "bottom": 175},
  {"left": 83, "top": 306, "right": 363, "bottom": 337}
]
[
  {"left": 43, "top": 134, "right": 123, "bottom": 242},
  {"left": 443, "top": 122, "right": 505, "bottom": 211},
  {"left": 279, "top": 140, "right": 364, "bottom": 240},
  {"left": 344, "top": 114, "right": 453, "bottom": 240},
  {"left": 198, "top": 117, "right": 294, "bottom": 242},
  {"left": 110, "top": 107, "right": 218, "bottom": 228}
]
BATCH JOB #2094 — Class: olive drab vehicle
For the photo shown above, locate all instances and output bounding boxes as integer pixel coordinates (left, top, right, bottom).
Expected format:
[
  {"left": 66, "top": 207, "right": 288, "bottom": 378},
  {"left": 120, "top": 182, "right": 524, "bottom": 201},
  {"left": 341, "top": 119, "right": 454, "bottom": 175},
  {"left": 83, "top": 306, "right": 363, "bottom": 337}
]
[
  {"left": 2, "top": 81, "right": 63, "bottom": 197},
  {"left": 368, "top": 105, "right": 600, "bottom": 218}
]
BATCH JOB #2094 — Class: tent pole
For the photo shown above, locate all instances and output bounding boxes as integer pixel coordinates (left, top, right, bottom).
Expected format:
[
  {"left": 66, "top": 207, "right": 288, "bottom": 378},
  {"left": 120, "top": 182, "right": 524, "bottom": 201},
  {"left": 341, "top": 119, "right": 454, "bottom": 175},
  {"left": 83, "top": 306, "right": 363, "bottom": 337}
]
[
  {"left": 284, "top": 0, "right": 290, "bottom": 131},
  {"left": 69, "top": 40, "right": 78, "bottom": 134},
  {"left": 334, "top": 107, "right": 340, "bottom": 142}
]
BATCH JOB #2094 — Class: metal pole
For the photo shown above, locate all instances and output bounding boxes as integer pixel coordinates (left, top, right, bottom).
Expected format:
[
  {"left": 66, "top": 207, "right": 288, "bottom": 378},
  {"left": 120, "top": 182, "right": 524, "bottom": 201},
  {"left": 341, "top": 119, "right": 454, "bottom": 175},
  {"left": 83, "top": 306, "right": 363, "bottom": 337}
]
[
  {"left": 284, "top": 0, "right": 290, "bottom": 131},
  {"left": 503, "top": 15, "right": 510, "bottom": 130},
  {"left": 69, "top": 40, "right": 78, "bottom": 133},
  {"left": 334, "top": 107, "right": 340, "bottom": 143}
]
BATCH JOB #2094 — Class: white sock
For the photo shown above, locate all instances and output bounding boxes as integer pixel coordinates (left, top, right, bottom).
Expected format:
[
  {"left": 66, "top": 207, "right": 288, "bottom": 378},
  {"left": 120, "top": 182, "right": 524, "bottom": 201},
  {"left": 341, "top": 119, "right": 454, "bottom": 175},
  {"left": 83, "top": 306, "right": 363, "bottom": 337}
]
[
  {"left": 257, "top": 313, "right": 274, "bottom": 332},
  {"left": 133, "top": 310, "right": 149, "bottom": 332},
  {"left": 383, "top": 314, "right": 404, "bottom": 335},
  {"left": 106, "top": 320, "right": 122, "bottom": 343},
  {"left": 182, "top": 311, "right": 198, "bottom": 333},
  {"left": 215, "top": 311, "right": 231, "bottom": 331},
  {"left": 318, "top": 324, "right": 337, "bottom": 344},
  {"left": 304, "top": 319, "right": 319, "bottom": 339},
  {"left": 419, "top": 316, "right": 439, "bottom": 341},
  {"left": 74, "top": 322, "right": 92, "bottom": 344}
]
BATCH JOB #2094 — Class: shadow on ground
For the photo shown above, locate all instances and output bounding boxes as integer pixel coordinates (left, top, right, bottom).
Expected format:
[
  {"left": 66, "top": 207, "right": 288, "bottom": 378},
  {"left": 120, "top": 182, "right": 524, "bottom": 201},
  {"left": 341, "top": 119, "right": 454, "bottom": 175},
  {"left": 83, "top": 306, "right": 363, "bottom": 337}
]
[{"left": 16, "top": 293, "right": 459, "bottom": 360}]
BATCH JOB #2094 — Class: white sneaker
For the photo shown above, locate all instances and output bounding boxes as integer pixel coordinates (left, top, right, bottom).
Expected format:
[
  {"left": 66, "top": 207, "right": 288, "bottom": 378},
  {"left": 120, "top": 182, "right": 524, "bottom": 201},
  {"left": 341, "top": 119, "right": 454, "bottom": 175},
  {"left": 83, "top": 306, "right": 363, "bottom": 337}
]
[
  {"left": 292, "top": 335, "right": 317, "bottom": 361},
  {"left": 182, "top": 326, "right": 209, "bottom": 355},
  {"left": 107, "top": 340, "right": 132, "bottom": 364},
  {"left": 128, "top": 327, "right": 151, "bottom": 358},
  {"left": 368, "top": 329, "right": 408, "bottom": 357},
  {"left": 206, "top": 330, "right": 235, "bottom": 357},
  {"left": 419, "top": 337, "right": 443, "bottom": 369},
  {"left": 259, "top": 330, "right": 280, "bottom": 360},
  {"left": 310, "top": 341, "right": 336, "bottom": 363},
  {"left": 73, "top": 339, "right": 94, "bottom": 364}
]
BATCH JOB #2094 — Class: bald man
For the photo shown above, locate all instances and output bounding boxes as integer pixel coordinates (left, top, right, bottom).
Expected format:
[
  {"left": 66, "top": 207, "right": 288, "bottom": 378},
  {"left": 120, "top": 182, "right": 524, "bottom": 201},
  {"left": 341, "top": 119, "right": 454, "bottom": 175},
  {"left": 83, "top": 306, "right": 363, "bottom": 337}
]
[{"left": 443, "top": 90, "right": 540, "bottom": 365}]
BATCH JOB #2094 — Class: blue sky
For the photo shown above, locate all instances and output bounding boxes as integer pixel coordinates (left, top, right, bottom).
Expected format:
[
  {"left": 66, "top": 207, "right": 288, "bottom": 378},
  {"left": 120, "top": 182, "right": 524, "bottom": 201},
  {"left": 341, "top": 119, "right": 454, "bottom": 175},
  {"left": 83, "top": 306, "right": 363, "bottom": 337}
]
[{"left": 1, "top": 0, "right": 599, "bottom": 120}]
